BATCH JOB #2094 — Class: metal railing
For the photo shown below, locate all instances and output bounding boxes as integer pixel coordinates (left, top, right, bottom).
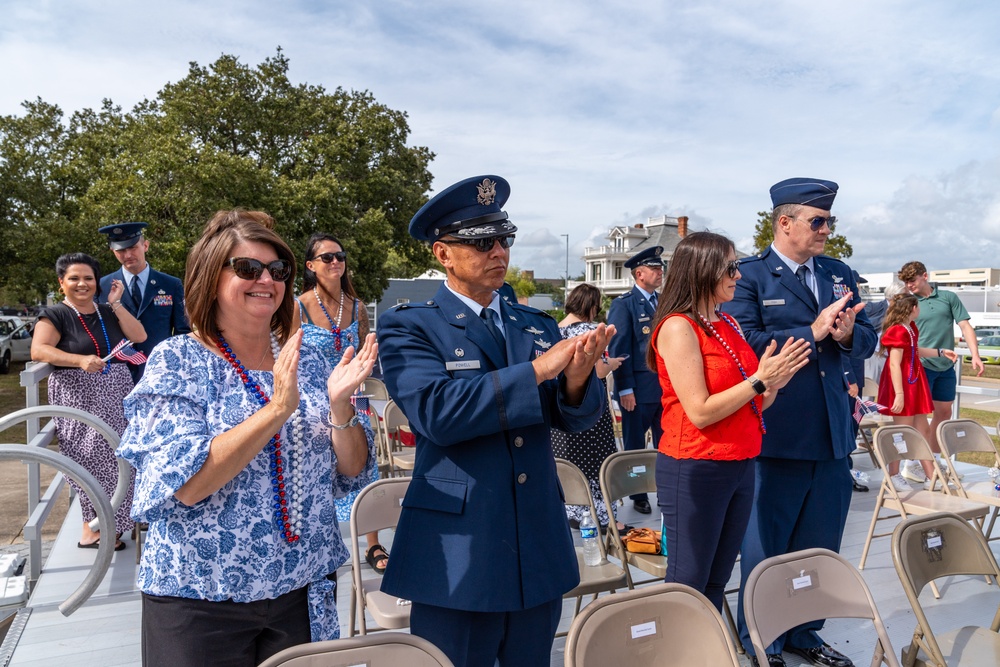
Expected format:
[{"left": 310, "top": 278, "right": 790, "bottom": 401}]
[
  {"left": 0, "top": 362, "right": 130, "bottom": 585},
  {"left": 953, "top": 353, "right": 1000, "bottom": 433}
]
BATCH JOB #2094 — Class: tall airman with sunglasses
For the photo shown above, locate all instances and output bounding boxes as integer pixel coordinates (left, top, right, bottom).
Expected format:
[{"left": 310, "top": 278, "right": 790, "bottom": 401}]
[
  {"left": 376, "top": 175, "right": 614, "bottom": 667},
  {"left": 98, "top": 222, "right": 190, "bottom": 382},
  {"left": 722, "top": 178, "right": 876, "bottom": 667}
]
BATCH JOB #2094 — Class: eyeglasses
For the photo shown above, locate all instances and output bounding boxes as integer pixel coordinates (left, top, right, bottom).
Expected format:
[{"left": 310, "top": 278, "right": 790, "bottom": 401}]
[
  {"left": 310, "top": 251, "right": 347, "bottom": 264},
  {"left": 438, "top": 234, "right": 516, "bottom": 253},
  {"left": 725, "top": 259, "right": 741, "bottom": 279},
  {"left": 792, "top": 215, "right": 837, "bottom": 232},
  {"left": 225, "top": 257, "right": 293, "bottom": 282}
]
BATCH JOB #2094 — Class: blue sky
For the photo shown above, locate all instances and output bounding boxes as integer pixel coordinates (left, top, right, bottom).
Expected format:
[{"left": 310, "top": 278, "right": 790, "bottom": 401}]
[{"left": 3, "top": 0, "right": 1000, "bottom": 280}]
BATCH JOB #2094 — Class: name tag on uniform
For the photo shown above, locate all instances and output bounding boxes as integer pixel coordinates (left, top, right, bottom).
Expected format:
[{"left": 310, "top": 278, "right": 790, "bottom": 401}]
[
  {"left": 763, "top": 299, "right": 785, "bottom": 307},
  {"left": 446, "top": 360, "right": 481, "bottom": 371},
  {"left": 638, "top": 316, "right": 650, "bottom": 322}
]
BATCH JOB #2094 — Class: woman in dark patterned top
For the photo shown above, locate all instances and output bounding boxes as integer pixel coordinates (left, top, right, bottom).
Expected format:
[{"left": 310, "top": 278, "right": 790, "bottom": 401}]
[{"left": 550, "top": 283, "right": 627, "bottom": 532}]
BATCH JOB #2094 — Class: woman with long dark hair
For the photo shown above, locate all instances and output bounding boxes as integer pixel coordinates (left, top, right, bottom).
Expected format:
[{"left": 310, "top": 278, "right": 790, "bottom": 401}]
[
  {"left": 646, "top": 231, "right": 810, "bottom": 610},
  {"left": 32, "top": 252, "right": 147, "bottom": 550},
  {"left": 295, "top": 232, "right": 387, "bottom": 573}
]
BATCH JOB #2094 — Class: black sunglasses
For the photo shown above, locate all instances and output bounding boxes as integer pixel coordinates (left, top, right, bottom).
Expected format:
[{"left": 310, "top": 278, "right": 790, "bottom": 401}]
[
  {"left": 438, "top": 234, "right": 516, "bottom": 253},
  {"left": 725, "top": 259, "right": 741, "bottom": 279},
  {"left": 792, "top": 215, "right": 837, "bottom": 232},
  {"left": 310, "top": 251, "right": 347, "bottom": 264},
  {"left": 225, "top": 257, "right": 293, "bottom": 282}
]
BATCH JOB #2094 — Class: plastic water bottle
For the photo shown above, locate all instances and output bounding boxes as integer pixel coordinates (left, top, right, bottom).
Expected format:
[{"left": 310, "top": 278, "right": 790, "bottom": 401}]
[{"left": 580, "top": 515, "right": 601, "bottom": 566}]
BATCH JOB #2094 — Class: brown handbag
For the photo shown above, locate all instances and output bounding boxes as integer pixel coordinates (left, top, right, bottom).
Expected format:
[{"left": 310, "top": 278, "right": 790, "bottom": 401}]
[{"left": 621, "top": 527, "right": 662, "bottom": 554}]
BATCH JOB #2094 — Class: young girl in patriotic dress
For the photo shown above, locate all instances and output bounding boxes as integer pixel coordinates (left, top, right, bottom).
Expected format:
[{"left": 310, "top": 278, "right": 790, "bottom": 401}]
[
  {"left": 877, "top": 293, "right": 958, "bottom": 489},
  {"left": 31, "top": 252, "right": 146, "bottom": 549}
]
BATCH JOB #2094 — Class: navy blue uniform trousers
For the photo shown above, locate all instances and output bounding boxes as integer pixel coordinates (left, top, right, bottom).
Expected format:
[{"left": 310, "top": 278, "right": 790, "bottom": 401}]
[
  {"left": 411, "top": 598, "right": 562, "bottom": 667},
  {"left": 736, "top": 457, "right": 853, "bottom": 655}
]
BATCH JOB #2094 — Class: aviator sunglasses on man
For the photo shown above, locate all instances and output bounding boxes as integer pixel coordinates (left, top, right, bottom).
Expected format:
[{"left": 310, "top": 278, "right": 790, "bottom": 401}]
[
  {"left": 437, "top": 234, "right": 516, "bottom": 253},
  {"left": 791, "top": 215, "right": 837, "bottom": 232},
  {"left": 310, "top": 251, "right": 347, "bottom": 264},
  {"left": 226, "top": 257, "right": 293, "bottom": 282}
]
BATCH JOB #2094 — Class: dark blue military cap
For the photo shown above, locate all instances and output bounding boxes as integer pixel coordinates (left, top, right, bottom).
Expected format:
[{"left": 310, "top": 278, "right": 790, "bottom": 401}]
[
  {"left": 769, "top": 178, "right": 839, "bottom": 210},
  {"left": 409, "top": 175, "right": 517, "bottom": 242},
  {"left": 98, "top": 222, "right": 148, "bottom": 250},
  {"left": 624, "top": 246, "right": 664, "bottom": 270}
]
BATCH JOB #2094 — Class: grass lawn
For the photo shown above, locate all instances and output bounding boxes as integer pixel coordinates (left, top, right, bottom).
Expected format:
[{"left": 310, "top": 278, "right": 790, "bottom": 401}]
[{"left": 955, "top": 406, "right": 1000, "bottom": 467}]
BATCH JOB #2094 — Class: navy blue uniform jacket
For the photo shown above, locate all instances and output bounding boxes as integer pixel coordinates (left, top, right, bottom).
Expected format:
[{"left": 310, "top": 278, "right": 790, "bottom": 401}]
[
  {"left": 721, "top": 249, "right": 876, "bottom": 460},
  {"left": 607, "top": 287, "right": 660, "bottom": 403},
  {"left": 376, "top": 284, "right": 604, "bottom": 612},
  {"left": 99, "top": 268, "right": 189, "bottom": 359}
]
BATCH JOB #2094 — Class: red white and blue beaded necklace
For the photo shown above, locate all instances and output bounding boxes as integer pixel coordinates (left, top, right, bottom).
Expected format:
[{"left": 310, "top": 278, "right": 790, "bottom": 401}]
[
  {"left": 313, "top": 286, "right": 345, "bottom": 352},
  {"left": 903, "top": 323, "right": 919, "bottom": 385},
  {"left": 696, "top": 311, "right": 767, "bottom": 434},
  {"left": 64, "top": 301, "right": 112, "bottom": 375},
  {"left": 215, "top": 333, "right": 303, "bottom": 543}
]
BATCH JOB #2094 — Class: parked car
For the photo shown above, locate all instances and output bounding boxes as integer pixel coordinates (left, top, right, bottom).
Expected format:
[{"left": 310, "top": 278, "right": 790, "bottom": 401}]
[
  {"left": 975, "top": 327, "right": 1000, "bottom": 342},
  {"left": 0, "top": 321, "right": 33, "bottom": 374},
  {"left": 964, "top": 335, "right": 1000, "bottom": 365}
]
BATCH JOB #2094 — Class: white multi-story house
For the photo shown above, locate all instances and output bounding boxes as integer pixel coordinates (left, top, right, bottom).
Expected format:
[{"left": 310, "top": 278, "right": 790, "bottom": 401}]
[{"left": 568, "top": 215, "right": 690, "bottom": 298}]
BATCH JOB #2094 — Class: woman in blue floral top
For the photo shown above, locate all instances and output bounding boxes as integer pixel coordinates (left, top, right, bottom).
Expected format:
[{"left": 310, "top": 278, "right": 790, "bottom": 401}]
[{"left": 118, "top": 210, "right": 377, "bottom": 666}]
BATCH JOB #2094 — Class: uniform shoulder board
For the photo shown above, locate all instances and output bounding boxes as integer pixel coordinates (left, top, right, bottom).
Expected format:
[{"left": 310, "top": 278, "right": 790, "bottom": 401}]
[
  {"left": 616, "top": 291, "right": 634, "bottom": 300},
  {"left": 391, "top": 300, "right": 439, "bottom": 312}
]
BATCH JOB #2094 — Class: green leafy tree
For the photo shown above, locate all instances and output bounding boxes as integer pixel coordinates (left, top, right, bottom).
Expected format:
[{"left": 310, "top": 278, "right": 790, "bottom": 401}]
[
  {"left": 504, "top": 266, "right": 537, "bottom": 299},
  {"left": 752, "top": 209, "right": 853, "bottom": 259},
  {"left": 0, "top": 50, "right": 435, "bottom": 302}
]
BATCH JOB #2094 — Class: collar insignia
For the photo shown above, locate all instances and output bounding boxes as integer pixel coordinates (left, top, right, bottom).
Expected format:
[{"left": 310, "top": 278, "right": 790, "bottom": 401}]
[
  {"left": 455, "top": 313, "right": 466, "bottom": 319},
  {"left": 477, "top": 178, "right": 497, "bottom": 206}
]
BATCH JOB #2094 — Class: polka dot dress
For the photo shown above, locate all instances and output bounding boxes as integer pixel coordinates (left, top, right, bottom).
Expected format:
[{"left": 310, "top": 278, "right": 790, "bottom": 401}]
[{"left": 550, "top": 321, "right": 619, "bottom": 527}]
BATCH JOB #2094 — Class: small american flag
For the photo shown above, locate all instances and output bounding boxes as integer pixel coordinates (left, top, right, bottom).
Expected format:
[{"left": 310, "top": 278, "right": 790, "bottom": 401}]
[
  {"left": 351, "top": 392, "right": 370, "bottom": 415},
  {"left": 107, "top": 339, "right": 148, "bottom": 365},
  {"left": 853, "top": 397, "right": 886, "bottom": 424}
]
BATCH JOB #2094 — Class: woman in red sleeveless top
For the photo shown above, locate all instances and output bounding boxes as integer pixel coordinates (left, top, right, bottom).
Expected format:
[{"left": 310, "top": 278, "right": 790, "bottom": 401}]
[{"left": 645, "top": 232, "right": 810, "bottom": 611}]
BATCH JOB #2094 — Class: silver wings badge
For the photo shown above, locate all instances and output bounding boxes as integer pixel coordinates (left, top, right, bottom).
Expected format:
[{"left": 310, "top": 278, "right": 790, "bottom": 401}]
[{"left": 534, "top": 338, "right": 552, "bottom": 349}]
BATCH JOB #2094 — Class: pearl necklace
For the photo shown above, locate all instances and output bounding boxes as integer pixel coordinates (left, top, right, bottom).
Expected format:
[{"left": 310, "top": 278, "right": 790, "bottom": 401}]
[
  {"left": 313, "top": 286, "right": 345, "bottom": 352},
  {"left": 64, "top": 300, "right": 112, "bottom": 375},
  {"left": 215, "top": 333, "right": 304, "bottom": 543},
  {"left": 903, "top": 323, "right": 919, "bottom": 385},
  {"left": 696, "top": 311, "right": 766, "bottom": 434}
]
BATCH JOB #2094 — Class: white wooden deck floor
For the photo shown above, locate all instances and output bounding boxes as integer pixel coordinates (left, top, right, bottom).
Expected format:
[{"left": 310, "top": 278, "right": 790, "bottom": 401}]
[{"left": 7, "top": 452, "right": 1000, "bottom": 666}]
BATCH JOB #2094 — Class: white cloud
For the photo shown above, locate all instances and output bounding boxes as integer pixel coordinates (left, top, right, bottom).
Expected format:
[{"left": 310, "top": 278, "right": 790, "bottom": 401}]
[{"left": 3, "top": 0, "right": 1000, "bottom": 278}]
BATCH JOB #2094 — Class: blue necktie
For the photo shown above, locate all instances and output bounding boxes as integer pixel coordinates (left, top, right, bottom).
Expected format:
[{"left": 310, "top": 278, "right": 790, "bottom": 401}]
[
  {"left": 481, "top": 308, "right": 507, "bottom": 361},
  {"left": 130, "top": 277, "right": 142, "bottom": 311},
  {"left": 796, "top": 266, "right": 817, "bottom": 305},
  {"left": 649, "top": 292, "right": 658, "bottom": 309}
]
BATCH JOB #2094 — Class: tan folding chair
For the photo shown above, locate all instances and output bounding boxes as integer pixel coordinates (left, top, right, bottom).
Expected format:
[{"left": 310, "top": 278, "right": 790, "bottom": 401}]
[
  {"left": 858, "top": 425, "right": 989, "bottom": 572},
  {"left": 744, "top": 548, "right": 899, "bottom": 667},
  {"left": 383, "top": 399, "right": 415, "bottom": 475},
  {"left": 348, "top": 477, "right": 411, "bottom": 636},
  {"left": 891, "top": 512, "right": 1000, "bottom": 666},
  {"left": 367, "top": 400, "right": 395, "bottom": 479},
  {"left": 598, "top": 449, "right": 663, "bottom": 588},
  {"left": 363, "top": 377, "right": 391, "bottom": 401},
  {"left": 257, "top": 632, "right": 454, "bottom": 667},
  {"left": 938, "top": 418, "right": 1000, "bottom": 541},
  {"left": 563, "top": 582, "right": 741, "bottom": 667},
  {"left": 554, "top": 458, "right": 627, "bottom": 630},
  {"left": 855, "top": 377, "right": 890, "bottom": 469}
]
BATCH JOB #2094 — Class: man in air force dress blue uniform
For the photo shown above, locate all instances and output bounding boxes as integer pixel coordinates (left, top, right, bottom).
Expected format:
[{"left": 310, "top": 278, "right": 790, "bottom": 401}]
[
  {"left": 606, "top": 246, "right": 665, "bottom": 514},
  {"left": 97, "top": 222, "right": 189, "bottom": 382},
  {"left": 722, "top": 178, "right": 876, "bottom": 667},
  {"left": 377, "top": 175, "right": 614, "bottom": 667}
]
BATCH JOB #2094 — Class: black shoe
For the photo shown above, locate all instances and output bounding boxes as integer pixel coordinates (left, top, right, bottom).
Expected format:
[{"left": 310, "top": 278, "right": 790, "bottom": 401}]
[
  {"left": 786, "top": 644, "right": 854, "bottom": 667},
  {"left": 633, "top": 499, "right": 652, "bottom": 514},
  {"left": 568, "top": 518, "right": 580, "bottom": 529},
  {"left": 750, "top": 654, "right": 786, "bottom": 667},
  {"left": 852, "top": 480, "right": 869, "bottom": 492}
]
